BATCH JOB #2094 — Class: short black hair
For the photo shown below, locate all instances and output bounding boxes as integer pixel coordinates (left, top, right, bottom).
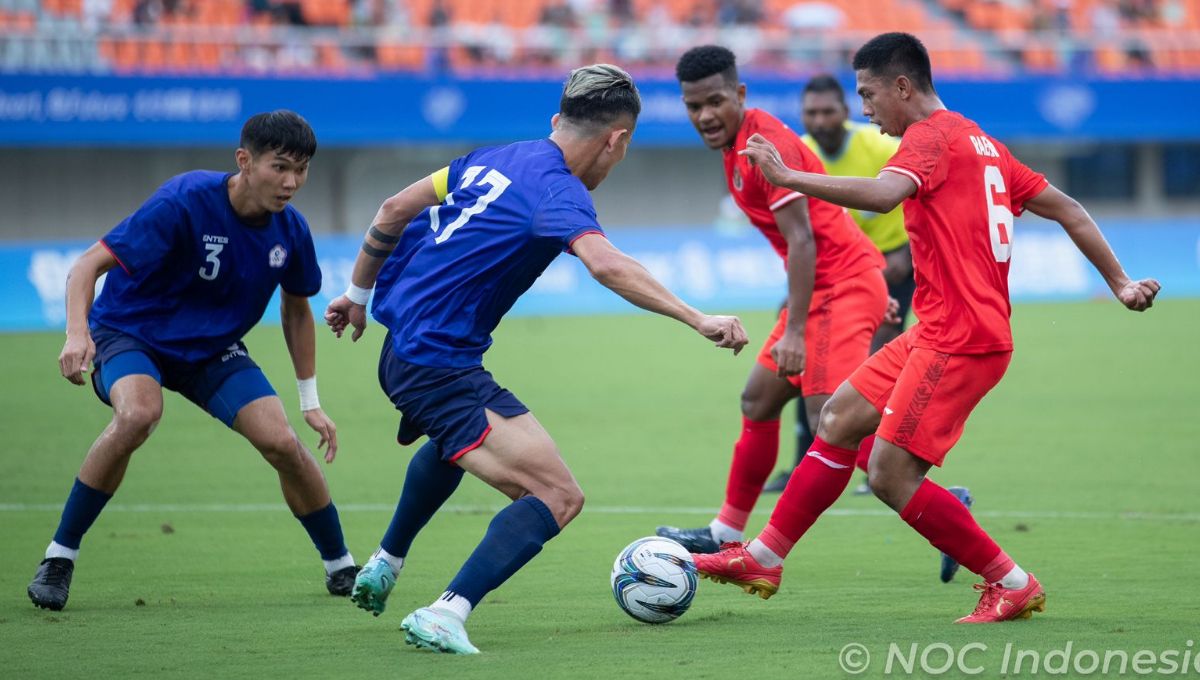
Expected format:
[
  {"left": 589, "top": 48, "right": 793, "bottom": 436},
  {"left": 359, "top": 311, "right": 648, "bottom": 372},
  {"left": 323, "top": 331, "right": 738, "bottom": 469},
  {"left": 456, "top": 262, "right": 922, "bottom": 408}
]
[
  {"left": 803, "top": 74, "right": 846, "bottom": 102},
  {"left": 559, "top": 64, "right": 642, "bottom": 128},
  {"left": 240, "top": 110, "right": 317, "bottom": 161},
  {"left": 852, "top": 32, "right": 935, "bottom": 94},
  {"left": 675, "top": 45, "right": 738, "bottom": 86}
]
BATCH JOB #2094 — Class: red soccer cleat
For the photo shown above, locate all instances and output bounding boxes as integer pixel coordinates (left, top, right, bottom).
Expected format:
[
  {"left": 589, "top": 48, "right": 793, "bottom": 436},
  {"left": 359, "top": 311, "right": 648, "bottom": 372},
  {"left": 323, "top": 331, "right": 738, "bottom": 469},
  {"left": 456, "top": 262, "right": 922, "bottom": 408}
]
[
  {"left": 691, "top": 542, "right": 783, "bottom": 600},
  {"left": 956, "top": 573, "right": 1046, "bottom": 623}
]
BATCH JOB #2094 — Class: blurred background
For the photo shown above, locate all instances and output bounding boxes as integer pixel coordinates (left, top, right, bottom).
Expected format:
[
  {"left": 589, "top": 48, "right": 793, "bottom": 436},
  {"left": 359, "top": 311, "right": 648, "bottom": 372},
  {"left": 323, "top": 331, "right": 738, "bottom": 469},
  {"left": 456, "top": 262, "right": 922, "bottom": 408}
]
[{"left": 0, "top": 0, "right": 1197, "bottom": 329}]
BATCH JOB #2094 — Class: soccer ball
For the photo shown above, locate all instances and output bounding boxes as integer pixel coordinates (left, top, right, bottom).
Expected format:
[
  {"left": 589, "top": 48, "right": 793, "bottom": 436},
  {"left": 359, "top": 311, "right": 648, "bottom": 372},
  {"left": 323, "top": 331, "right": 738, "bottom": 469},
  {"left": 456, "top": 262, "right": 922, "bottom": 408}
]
[{"left": 610, "top": 536, "right": 698, "bottom": 624}]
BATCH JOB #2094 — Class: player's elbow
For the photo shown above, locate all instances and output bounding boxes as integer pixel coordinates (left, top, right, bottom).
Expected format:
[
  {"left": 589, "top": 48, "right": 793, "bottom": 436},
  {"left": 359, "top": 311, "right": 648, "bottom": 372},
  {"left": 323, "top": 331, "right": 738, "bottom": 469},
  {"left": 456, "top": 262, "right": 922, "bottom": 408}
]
[
  {"left": 865, "top": 192, "right": 902, "bottom": 215},
  {"left": 584, "top": 253, "right": 625, "bottom": 286}
]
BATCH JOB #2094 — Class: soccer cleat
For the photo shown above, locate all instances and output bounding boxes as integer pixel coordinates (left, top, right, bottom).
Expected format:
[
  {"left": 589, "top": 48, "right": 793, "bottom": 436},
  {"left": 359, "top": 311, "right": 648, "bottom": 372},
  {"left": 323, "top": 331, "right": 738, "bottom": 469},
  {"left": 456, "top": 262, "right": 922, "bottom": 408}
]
[
  {"left": 762, "top": 470, "right": 791, "bottom": 493},
  {"left": 350, "top": 558, "right": 396, "bottom": 616},
  {"left": 939, "top": 486, "right": 974, "bottom": 583},
  {"left": 691, "top": 542, "right": 782, "bottom": 600},
  {"left": 851, "top": 476, "right": 872, "bottom": 496},
  {"left": 654, "top": 525, "right": 721, "bottom": 554},
  {"left": 326, "top": 564, "right": 361, "bottom": 597},
  {"left": 956, "top": 573, "right": 1045, "bottom": 623},
  {"left": 401, "top": 607, "right": 480, "bottom": 655},
  {"left": 28, "top": 557, "right": 74, "bottom": 611}
]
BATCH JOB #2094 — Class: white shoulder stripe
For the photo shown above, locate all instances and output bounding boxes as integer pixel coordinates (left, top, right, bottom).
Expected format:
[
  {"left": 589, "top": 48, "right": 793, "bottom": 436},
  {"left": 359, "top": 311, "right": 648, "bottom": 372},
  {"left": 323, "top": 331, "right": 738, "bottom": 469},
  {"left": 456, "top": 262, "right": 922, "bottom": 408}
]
[
  {"left": 769, "top": 192, "right": 804, "bottom": 211},
  {"left": 880, "top": 166, "right": 922, "bottom": 189}
]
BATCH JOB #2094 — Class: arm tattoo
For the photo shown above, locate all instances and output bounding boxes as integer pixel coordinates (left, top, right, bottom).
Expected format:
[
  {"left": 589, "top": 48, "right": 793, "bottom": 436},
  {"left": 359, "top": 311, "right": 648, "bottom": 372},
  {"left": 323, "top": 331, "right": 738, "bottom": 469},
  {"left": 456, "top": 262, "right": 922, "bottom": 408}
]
[
  {"left": 361, "top": 242, "right": 391, "bottom": 258},
  {"left": 368, "top": 226, "right": 400, "bottom": 244}
]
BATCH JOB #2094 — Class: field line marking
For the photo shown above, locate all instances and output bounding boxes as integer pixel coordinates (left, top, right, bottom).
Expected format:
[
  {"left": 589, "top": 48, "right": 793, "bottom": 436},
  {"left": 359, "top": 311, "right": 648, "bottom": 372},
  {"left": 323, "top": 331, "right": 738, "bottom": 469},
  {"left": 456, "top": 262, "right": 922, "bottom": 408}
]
[{"left": 0, "top": 503, "right": 1198, "bottom": 522}]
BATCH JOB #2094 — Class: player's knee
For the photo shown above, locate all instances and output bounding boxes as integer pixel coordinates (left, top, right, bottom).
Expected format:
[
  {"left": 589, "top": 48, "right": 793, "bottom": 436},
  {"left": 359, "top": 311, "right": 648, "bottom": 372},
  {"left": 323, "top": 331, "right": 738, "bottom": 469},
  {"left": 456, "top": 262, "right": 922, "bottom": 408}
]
[
  {"left": 255, "top": 429, "right": 302, "bottom": 470},
  {"left": 112, "top": 400, "right": 163, "bottom": 440},
  {"left": 740, "top": 391, "right": 781, "bottom": 422},
  {"left": 539, "top": 482, "right": 584, "bottom": 528}
]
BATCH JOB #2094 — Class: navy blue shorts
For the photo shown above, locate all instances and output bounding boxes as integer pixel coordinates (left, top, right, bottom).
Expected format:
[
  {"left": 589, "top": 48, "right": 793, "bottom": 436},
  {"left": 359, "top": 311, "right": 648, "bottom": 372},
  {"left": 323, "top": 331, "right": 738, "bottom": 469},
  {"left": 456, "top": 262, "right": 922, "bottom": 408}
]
[
  {"left": 378, "top": 334, "right": 528, "bottom": 463},
  {"left": 89, "top": 324, "right": 276, "bottom": 428}
]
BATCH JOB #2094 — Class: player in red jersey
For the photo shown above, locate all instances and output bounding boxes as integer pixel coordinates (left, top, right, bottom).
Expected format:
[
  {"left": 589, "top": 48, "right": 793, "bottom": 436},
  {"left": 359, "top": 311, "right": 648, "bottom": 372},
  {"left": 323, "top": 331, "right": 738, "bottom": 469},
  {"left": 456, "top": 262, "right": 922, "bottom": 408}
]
[
  {"left": 695, "top": 32, "right": 1160, "bottom": 623},
  {"left": 656, "top": 45, "right": 894, "bottom": 555}
]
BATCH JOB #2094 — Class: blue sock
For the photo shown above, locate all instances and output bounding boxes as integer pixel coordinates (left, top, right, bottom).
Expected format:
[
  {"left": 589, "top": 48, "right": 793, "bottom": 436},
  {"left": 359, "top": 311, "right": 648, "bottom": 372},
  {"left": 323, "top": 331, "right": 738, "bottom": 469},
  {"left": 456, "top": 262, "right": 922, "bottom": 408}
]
[
  {"left": 296, "top": 502, "right": 349, "bottom": 561},
  {"left": 446, "top": 495, "right": 561, "bottom": 607},
  {"left": 380, "top": 440, "right": 465, "bottom": 557},
  {"left": 52, "top": 478, "right": 113, "bottom": 550}
]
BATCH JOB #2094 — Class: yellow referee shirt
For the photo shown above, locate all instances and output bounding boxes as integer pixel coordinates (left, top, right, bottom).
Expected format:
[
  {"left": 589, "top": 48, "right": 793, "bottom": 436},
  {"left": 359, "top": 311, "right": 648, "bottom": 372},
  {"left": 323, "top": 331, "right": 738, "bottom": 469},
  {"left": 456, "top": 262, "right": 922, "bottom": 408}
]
[{"left": 803, "top": 122, "right": 908, "bottom": 253}]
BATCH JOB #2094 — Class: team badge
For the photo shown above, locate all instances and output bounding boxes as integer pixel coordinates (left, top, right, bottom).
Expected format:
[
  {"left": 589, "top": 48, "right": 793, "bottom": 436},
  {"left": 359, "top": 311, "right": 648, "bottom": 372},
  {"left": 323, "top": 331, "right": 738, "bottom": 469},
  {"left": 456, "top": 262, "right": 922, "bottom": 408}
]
[
  {"left": 269, "top": 244, "right": 287, "bottom": 268},
  {"left": 732, "top": 166, "right": 743, "bottom": 192}
]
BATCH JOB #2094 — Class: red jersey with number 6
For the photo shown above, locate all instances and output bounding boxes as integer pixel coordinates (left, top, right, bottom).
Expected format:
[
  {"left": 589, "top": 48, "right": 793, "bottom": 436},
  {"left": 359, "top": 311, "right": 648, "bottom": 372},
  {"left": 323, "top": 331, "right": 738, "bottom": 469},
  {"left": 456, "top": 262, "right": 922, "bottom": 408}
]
[{"left": 881, "top": 109, "right": 1047, "bottom": 354}]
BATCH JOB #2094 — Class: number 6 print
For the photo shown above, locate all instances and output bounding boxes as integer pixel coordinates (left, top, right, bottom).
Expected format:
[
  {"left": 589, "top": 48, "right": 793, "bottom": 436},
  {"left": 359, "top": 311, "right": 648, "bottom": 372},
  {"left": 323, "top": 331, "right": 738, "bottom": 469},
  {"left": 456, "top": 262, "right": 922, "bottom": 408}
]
[{"left": 984, "top": 165, "right": 1013, "bottom": 263}]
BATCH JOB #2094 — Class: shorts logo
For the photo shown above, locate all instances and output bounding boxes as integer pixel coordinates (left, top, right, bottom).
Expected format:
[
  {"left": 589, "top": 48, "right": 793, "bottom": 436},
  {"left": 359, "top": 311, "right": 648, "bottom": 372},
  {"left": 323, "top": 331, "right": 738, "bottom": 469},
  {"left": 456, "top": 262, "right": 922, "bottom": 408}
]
[
  {"left": 269, "top": 244, "right": 287, "bottom": 268},
  {"left": 732, "top": 167, "right": 743, "bottom": 192},
  {"left": 221, "top": 343, "right": 247, "bottom": 362}
]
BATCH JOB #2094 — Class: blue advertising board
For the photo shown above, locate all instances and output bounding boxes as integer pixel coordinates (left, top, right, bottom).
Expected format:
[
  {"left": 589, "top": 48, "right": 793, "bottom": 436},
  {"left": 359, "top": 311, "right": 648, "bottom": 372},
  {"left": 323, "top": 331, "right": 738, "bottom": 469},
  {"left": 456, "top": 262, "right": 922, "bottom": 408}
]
[
  {"left": 2, "top": 219, "right": 1196, "bottom": 333},
  {"left": 1, "top": 74, "right": 1198, "bottom": 146}
]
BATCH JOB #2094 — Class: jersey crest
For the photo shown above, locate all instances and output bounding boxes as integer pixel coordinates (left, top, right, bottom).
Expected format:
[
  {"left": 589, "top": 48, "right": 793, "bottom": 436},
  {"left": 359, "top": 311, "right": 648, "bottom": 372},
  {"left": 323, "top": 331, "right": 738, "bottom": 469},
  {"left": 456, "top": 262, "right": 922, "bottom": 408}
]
[{"left": 269, "top": 244, "right": 287, "bottom": 268}]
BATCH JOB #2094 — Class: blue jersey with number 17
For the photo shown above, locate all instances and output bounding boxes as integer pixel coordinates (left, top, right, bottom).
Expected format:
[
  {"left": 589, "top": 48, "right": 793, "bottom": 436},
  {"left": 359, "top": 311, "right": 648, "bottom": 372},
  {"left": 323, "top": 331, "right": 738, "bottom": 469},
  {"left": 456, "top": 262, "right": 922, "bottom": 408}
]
[{"left": 372, "top": 138, "right": 604, "bottom": 368}]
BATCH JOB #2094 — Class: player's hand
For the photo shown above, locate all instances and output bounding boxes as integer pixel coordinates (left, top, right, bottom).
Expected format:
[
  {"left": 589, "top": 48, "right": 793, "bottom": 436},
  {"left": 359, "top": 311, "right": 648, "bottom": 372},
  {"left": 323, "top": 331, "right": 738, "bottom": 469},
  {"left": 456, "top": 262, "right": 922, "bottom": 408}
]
[
  {"left": 324, "top": 295, "right": 368, "bottom": 342},
  {"left": 739, "top": 133, "right": 793, "bottom": 187},
  {"left": 1116, "top": 278, "right": 1161, "bottom": 312},
  {"left": 302, "top": 407, "right": 338, "bottom": 463},
  {"left": 59, "top": 331, "right": 95, "bottom": 385},
  {"left": 697, "top": 315, "right": 749, "bottom": 355},
  {"left": 770, "top": 330, "right": 806, "bottom": 378},
  {"left": 884, "top": 296, "right": 902, "bottom": 325}
]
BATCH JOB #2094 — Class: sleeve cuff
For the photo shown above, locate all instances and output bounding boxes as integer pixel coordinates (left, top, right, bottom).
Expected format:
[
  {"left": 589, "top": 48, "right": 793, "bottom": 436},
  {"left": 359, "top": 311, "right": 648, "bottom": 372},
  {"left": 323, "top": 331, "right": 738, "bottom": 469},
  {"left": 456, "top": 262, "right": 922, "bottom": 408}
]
[
  {"left": 769, "top": 192, "right": 804, "bottom": 211},
  {"left": 98, "top": 239, "right": 132, "bottom": 275},
  {"left": 880, "top": 166, "right": 922, "bottom": 190},
  {"left": 566, "top": 229, "right": 606, "bottom": 255}
]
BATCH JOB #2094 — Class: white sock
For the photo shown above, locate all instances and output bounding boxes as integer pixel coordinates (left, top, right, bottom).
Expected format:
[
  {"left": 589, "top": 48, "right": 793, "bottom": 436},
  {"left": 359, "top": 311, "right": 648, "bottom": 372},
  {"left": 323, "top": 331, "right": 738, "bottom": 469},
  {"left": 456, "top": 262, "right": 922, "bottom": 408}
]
[
  {"left": 708, "top": 518, "right": 744, "bottom": 544},
  {"left": 371, "top": 547, "right": 404, "bottom": 576},
  {"left": 323, "top": 552, "right": 355, "bottom": 575},
  {"left": 45, "top": 541, "right": 78, "bottom": 562},
  {"left": 429, "top": 591, "right": 473, "bottom": 623},
  {"left": 747, "top": 539, "right": 784, "bottom": 568},
  {"left": 997, "top": 565, "right": 1029, "bottom": 590}
]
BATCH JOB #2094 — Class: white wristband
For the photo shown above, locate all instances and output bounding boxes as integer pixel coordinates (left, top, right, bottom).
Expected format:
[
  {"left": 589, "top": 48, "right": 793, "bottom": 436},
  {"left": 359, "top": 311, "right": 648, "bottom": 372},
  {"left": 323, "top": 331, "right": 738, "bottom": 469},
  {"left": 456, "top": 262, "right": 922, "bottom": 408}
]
[
  {"left": 297, "top": 376, "right": 320, "bottom": 412},
  {"left": 345, "top": 283, "right": 371, "bottom": 306}
]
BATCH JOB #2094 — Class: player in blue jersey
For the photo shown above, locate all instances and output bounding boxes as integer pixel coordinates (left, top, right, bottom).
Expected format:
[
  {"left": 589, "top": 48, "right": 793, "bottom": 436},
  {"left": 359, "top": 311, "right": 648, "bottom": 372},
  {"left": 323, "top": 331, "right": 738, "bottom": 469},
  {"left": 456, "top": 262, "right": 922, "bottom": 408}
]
[
  {"left": 27, "top": 111, "right": 358, "bottom": 612},
  {"left": 323, "top": 64, "right": 749, "bottom": 655}
]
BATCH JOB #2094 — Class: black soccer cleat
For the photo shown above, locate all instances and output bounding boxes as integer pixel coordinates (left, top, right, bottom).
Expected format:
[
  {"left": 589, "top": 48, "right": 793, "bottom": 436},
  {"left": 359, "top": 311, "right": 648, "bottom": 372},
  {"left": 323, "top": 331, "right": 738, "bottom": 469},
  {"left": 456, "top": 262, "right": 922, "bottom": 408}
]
[
  {"left": 939, "top": 486, "right": 974, "bottom": 583},
  {"left": 28, "top": 557, "right": 74, "bottom": 611},
  {"left": 762, "top": 470, "right": 792, "bottom": 494},
  {"left": 655, "top": 525, "right": 722, "bottom": 554},
  {"left": 326, "top": 564, "right": 361, "bottom": 596}
]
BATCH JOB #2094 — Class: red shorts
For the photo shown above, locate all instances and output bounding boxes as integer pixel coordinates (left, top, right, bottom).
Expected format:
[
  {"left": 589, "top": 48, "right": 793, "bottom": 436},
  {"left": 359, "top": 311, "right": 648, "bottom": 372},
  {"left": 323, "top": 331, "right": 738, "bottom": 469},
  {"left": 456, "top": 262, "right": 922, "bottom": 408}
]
[
  {"left": 848, "top": 327, "right": 1011, "bottom": 466},
  {"left": 757, "top": 268, "right": 887, "bottom": 397}
]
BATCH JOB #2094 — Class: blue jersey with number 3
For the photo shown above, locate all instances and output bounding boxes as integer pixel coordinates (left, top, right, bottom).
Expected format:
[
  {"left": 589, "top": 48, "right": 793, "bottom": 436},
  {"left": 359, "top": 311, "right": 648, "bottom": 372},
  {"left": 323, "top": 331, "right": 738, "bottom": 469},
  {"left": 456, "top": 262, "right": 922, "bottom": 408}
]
[
  {"left": 372, "top": 138, "right": 604, "bottom": 368},
  {"left": 90, "top": 171, "right": 322, "bottom": 363}
]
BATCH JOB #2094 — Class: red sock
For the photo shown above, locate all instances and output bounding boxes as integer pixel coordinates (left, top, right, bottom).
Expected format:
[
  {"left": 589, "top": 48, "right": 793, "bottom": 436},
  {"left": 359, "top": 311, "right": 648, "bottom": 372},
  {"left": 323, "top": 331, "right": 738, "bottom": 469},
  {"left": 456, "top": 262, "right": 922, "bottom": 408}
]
[
  {"left": 717, "top": 417, "right": 780, "bottom": 531},
  {"left": 900, "top": 479, "right": 1011, "bottom": 580},
  {"left": 756, "top": 435, "right": 857, "bottom": 559},
  {"left": 855, "top": 434, "right": 874, "bottom": 473}
]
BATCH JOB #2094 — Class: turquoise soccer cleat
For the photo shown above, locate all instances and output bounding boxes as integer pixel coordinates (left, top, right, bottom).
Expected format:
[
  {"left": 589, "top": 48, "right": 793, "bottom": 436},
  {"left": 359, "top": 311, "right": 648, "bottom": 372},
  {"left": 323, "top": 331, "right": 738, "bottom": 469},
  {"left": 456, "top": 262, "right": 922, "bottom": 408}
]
[
  {"left": 400, "top": 607, "right": 480, "bottom": 655},
  {"left": 350, "top": 557, "right": 396, "bottom": 617}
]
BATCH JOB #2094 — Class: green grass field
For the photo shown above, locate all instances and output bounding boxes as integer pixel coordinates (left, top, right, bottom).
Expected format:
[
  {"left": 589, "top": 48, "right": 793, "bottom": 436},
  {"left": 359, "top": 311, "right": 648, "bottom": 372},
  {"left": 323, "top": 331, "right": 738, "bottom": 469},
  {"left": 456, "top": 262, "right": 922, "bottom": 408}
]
[{"left": 2, "top": 300, "right": 1199, "bottom": 679}]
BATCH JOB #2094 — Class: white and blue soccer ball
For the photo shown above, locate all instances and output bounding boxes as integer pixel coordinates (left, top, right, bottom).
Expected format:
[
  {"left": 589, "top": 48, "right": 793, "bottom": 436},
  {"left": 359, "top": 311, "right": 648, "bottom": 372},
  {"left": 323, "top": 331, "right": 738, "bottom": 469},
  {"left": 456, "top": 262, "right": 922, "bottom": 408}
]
[{"left": 610, "top": 536, "right": 698, "bottom": 624}]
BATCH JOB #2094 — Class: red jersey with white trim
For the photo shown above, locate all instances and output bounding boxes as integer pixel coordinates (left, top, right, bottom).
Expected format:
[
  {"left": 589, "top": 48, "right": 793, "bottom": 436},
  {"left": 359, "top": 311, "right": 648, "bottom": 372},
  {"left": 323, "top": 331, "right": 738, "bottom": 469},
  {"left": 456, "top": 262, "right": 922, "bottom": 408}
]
[
  {"left": 881, "top": 109, "right": 1048, "bottom": 354},
  {"left": 723, "top": 109, "right": 882, "bottom": 289}
]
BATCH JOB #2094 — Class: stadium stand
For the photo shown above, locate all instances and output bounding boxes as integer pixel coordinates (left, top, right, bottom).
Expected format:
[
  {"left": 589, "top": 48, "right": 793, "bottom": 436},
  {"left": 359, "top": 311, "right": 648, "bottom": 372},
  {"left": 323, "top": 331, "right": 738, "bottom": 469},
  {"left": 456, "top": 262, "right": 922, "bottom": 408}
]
[{"left": 1, "top": 0, "right": 1197, "bottom": 74}]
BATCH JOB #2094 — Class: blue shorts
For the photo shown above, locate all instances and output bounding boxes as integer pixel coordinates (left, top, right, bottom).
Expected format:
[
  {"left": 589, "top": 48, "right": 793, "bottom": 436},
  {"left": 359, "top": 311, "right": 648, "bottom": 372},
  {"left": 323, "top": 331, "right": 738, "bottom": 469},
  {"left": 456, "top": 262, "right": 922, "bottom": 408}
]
[
  {"left": 378, "top": 334, "right": 528, "bottom": 463},
  {"left": 89, "top": 324, "right": 276, "bottom": 428}
]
